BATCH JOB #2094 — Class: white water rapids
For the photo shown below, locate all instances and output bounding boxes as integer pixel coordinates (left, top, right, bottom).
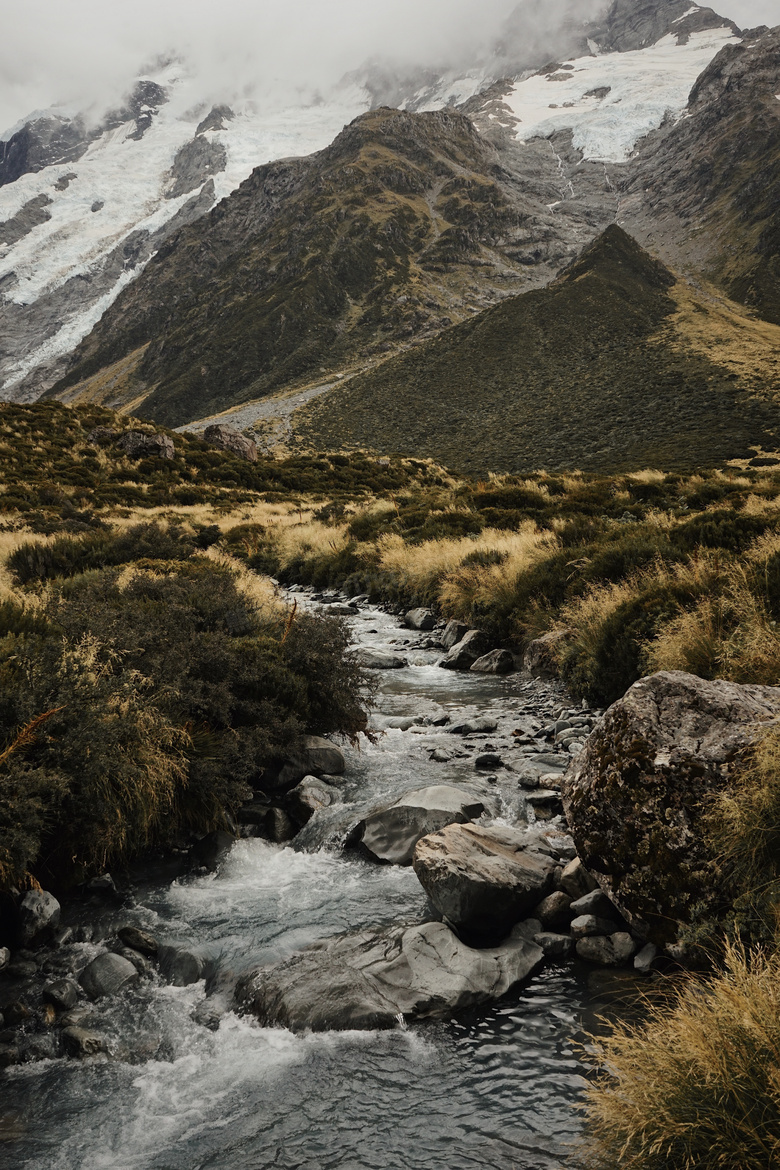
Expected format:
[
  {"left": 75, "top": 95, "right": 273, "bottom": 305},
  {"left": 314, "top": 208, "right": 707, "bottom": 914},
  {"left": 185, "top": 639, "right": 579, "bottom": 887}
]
[{"left": 2, "top": 596, "right": 608, "bottom": 1169}]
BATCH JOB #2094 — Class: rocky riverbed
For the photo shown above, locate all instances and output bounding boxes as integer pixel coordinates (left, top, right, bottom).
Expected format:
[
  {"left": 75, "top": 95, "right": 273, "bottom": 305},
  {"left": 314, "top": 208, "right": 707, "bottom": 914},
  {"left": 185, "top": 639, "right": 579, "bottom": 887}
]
[{"left": 0, "top": 593, "right": 650, "bottom": 1170}]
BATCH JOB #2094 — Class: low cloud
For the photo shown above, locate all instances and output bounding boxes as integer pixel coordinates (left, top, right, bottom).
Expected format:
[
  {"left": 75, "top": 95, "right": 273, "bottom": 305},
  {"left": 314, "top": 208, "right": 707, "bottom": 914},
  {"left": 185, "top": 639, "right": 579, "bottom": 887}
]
[{"left": 0, "top": 0, "right": 771, "bottom": 137}]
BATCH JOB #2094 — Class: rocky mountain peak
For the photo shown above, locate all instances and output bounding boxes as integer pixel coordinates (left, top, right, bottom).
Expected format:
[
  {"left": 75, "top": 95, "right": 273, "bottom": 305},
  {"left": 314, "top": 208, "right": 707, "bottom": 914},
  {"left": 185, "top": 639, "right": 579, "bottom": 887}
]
[{"left": 594, "top": 0, "right": 739, "bottom": 52}]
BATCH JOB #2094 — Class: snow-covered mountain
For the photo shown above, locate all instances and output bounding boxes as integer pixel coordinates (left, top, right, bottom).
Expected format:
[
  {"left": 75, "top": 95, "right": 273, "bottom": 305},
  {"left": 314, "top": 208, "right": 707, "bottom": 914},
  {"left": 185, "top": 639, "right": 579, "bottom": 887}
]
[{"left": 0, "top": 0, "right": 752, "bottom": 404}]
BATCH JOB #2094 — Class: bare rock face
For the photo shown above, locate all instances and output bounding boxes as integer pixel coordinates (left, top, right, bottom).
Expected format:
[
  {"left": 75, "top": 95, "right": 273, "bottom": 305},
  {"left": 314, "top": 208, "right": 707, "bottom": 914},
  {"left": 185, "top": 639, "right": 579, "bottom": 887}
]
[
  {"left": 236, "top": 920, "right": 544, "bottom": 1031},
  {"left": 115, "top": 430, "right": 175, "bottom": 460},
  {"left": 203, "top": 423, "right": 258, "bottom": 463},
  {"left": 353, "top": 785, "right": 486, "bottom": 865},
  {"left": 412, "top": 823, "right": 560, "bottom": 941},
  {"left": 562, "top": 670, "right": 780, "bottom": 944}
]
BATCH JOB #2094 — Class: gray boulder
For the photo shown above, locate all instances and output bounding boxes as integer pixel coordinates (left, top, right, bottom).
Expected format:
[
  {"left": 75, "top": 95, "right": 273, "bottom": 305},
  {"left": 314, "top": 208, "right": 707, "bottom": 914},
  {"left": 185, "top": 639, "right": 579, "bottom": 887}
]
[
  {"left": 18, "top": 889, "right": 60, "bottom": 946},
  {"left": 236, "top": 921, "right": 544, "bottom": 1031},
  {"left": 557, "top": 857, "right": 599, "bottom": 901},
  {"left": 570, "top": 889, "right": 621, "bottom": 920},
  {"left": 470, "top": 649, "right": 515, "bottom": 675},
  {"left": 115, "top": 430, "right": 174, "bottom": 459},
  {"left": 563, "top": 670, "right": 780, "bottom": 944},
  {"left": 355, "top": 648, "right": 407, "bottom": 670},
  {"left": 570, "top": 914, "right": 618, "bottom": 939},
  {"left": 576, "top": 932, "right": 637, "bottom": 966},
  {"left": 404, "top": 608, "right": 435, "bottom": 631},
  {"left": 287, "top": 775, "right": 339, "bottom": 827},
  {"left": 441, "top": 620, "right": 469, "bottom": 650},
  {"left": 42, "top": 978, "right": 78, "bottom": 1011},
  {"left": 79, "top": 953, "right": 139, "bottom": 1000},
  {"left": 535, "top": 891, "right": 572, "bottom": 929},
  {"left": 263, "top": 734, "right": 346, "bottom": 793},
  {"left": 440, "top": 630, "right": 491, "bottom": 670},
  {"left": 412, "top": 823, "right": 557, "bottom": 941},
  {"left": 203, "top": 423, "right": 258, "bottom": 462},
  {"left": 354, "top": 786, "right": 486, "bottom": 865},
  {"left": 522, "top": 630, "right": 573, "bottom": 679},
  {"left": 534, "top": 932, "right": 575, "bottom": 961}
]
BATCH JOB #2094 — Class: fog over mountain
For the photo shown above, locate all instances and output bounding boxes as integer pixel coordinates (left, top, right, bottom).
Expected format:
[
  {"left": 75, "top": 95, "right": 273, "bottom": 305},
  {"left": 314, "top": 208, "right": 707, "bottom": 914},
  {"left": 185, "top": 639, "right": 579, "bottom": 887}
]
[{"left": 4, "top": 0, "right": 769, "bottom": 136}]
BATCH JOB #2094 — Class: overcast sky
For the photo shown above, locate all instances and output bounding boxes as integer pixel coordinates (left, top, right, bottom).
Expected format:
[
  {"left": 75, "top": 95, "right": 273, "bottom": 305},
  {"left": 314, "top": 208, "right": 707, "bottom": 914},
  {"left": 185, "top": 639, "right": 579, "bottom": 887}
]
[{"left": 1, "top": 0, "right": 777, "bottom": 136}]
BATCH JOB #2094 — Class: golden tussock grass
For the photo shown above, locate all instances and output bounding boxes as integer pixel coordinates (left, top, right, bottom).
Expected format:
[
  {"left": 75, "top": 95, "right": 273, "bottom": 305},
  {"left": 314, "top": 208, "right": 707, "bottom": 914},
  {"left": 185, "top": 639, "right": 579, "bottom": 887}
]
[{"left": 582, "top": 942, "right": 780, "bottom": 1170}]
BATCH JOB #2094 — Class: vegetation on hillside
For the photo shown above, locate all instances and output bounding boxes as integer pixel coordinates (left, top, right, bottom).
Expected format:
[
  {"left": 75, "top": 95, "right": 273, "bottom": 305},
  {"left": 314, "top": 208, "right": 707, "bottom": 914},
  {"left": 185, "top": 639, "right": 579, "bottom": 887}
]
[{"left": 294, "top": 227, "right": 780, "bottom": 475}]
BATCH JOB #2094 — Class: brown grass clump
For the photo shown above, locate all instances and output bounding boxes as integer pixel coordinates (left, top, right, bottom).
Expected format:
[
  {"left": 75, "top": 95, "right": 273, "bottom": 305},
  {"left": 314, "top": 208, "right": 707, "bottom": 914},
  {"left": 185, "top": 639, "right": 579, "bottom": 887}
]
[{"left": 582, "top": 942, "right": 780, "bottom": 1170}]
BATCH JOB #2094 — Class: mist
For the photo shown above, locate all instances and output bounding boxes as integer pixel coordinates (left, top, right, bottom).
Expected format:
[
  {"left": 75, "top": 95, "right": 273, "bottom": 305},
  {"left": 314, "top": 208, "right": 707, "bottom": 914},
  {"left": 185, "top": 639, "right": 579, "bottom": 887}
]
[{"left": 0, "top": 0, "right": 775, "bottom": 137}]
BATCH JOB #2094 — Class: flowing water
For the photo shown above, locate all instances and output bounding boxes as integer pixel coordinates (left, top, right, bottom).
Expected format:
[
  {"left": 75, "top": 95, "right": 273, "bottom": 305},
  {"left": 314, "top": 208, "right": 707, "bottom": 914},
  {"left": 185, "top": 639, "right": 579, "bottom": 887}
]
[{"left": 1, "top": 598, "right": 604, "bottom": 1170}]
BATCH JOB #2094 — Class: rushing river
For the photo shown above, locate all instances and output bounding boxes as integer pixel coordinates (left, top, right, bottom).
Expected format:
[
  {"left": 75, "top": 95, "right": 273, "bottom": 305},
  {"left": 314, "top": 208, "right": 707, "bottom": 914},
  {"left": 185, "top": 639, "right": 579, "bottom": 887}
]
[{"left": 2, "top": 597, "right": 606, "bottom": 1170}]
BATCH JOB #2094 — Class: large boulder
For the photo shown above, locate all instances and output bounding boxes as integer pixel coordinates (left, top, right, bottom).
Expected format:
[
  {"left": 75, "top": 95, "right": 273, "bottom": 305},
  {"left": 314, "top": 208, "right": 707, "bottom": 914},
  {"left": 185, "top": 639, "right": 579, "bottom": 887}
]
[
  {"left": 236, "top": 921, "right": 544, "bottom": 1031},
  {"left": 115, "top": 430, "right": 174, "bottom": 459},
  {"left": 262, "top": 734, "right": 346, "bottom": 794},
  {"left": 412, "top": 823, "right": 560, "bottom": 941},
  {"left": 470, "top": 649, "right": 515, "bottom": 675},
  {"left": 286, "top": 775, "right": 339, "bottom": 827},
  {"left": 203, "top": 423, "right": 258, "bottom": 463},
  {"left": 352, "top": 785, "right": 486, "bottom": 865},
  {"left": 17, "top": 889, "right": 60, "bottom": 946},
  {"left": 441, "top": 620, "right": 469, "bottom": 650},
  {"left": 404, "top": 608, "right": 435, "bottom": 631},
  {"left": 440, "top": 630, "right": 491, "bottom": 671},
  {"left": 563, "top": 671, "right": 780, "bottom": 945}
]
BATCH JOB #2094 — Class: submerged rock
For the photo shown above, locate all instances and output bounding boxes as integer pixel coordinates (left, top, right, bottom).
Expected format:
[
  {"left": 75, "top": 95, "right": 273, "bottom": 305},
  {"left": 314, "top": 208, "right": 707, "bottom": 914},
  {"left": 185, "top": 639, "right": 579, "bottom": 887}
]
[
  {"left": 563, "top": 670, "right": 780, "bottom": 944},
  {"left": 353, "top": 785, "right": 486, "bottom": 865},
  {"left": 286, "top": 775, "right": 339, "bottom": 827},
  {"left": 412, "top": 823, "right": 558, "bottom": 941},
  {"left": 236, "top": 921, "right": 544, "bottom": 1031}
]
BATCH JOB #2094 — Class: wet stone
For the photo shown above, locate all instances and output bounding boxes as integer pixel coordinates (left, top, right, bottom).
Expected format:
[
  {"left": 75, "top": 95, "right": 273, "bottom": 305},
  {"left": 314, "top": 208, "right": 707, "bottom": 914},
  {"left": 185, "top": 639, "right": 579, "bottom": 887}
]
[
  {"left": 43, "top": 978, "right": 78, "bottom": 1011},
  {"left": 117, "top": 927, "right": 159, "bottom": 956}
]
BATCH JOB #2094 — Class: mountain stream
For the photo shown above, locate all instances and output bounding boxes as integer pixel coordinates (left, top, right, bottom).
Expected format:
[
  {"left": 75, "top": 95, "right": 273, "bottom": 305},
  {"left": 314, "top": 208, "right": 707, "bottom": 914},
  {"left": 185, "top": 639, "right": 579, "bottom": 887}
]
[{"left": 1, "top": 597, "right": 611, "bottom": 1170}]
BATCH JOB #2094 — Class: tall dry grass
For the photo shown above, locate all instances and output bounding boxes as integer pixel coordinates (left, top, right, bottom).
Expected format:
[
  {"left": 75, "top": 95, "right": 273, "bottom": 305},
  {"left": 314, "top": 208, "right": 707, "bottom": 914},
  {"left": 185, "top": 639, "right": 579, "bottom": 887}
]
[
  {"left": 377, "top": 523, "right": 558, "bottom": 616},
  {"left": 582, "top": 943, "right": 780, "bottom": 1170}
]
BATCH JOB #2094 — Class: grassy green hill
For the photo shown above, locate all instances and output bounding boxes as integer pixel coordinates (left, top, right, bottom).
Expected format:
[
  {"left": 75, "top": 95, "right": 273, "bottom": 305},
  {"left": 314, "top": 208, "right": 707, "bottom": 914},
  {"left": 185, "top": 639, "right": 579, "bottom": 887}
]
[{"left": 293, "top": 225, "right": 780, "bottom": 475}]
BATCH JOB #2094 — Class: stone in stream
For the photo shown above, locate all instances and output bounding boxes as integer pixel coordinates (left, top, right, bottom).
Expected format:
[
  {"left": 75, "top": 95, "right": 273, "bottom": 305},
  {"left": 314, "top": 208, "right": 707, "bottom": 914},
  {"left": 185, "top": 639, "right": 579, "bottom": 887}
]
[
  {"left": 535, "top": 891, "right": 572, "bottom": 929},
  {"left": 236, "top": 921, "right": 544, "bottom": 1031},
  {"left": 576, "top": 933, "right": 637, "bottom": 967},
  {"left": 79, "top": 953, "right": 139, "bottom": 1000},
  {"left": 355, "top": 648, "right": 408, "bottom": 670},
  {"left": 0, "top": 946, "right": 9, "bottom": 971},
  {"left": 557, "top": 857, "right": 599, "bottom": 901},
  {"left": 191, "top": 830, "right": 235, "bottom": 871},
  {"left": 440, "top": 630, "right": 491, "bottom": 671},
  {"left": 569, "top": 889, "right": 621, "bottom": 920},
  {"left": 17, "top": 889, "right": 60, "bottom": 946},
  {"left": 61, "top": 1026, "right": 107, "bottom": 1058},
  {"left": 563, "top": 670, "right": 780, "bottom": 945},
  {"left": 42, "top": 978, "right": 79, "bottom": 1011},
  {"left": 322, "top": 603, "right": 359, "bottom": 616},
  {"left": 449, "top": 716, "right": 498, "bottom": 735},
  {"left": 117, "top": 926, "right": 159, "bottom": 956},
  {"left": 286, "top": 775, "right": 339, "bottom": 827},
  {"left": 534, "top": 932, "right": 575, "bottom": 961},
  {"left": 158, "top": 941, "right": 222, "bottom": 986},
  {"left": 412, "top": 823, "right": 558, "bottom": 942},
  {"left": 470, "top": 649, "right": 515, "bottom": 675},
  {"left": 353, "top": 785, "right": 487, "bottom": 865},
  {"left": 404, "top": 607, "right": 435, "bottom": 631},
  {"left": 262, "top": 734, "right": 346, "bottom": 794},
  {"left": 441, "top": 620, "right": 469, "bottom": 650}
]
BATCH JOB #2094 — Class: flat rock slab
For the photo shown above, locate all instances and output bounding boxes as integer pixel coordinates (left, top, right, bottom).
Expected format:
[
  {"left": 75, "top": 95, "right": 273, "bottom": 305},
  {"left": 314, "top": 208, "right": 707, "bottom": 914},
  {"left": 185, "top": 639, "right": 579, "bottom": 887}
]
[
  {"left": 356, "top": 785, "right": 486, "bottom": 865},
  {"left": 236, "top": 921, "right": 544, "bottom": 1031},
  {"left": 413, "top": 823, "right": 558, "bottom": 941}
]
